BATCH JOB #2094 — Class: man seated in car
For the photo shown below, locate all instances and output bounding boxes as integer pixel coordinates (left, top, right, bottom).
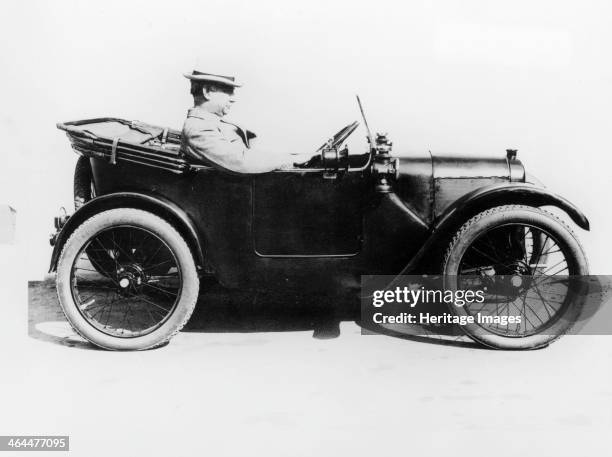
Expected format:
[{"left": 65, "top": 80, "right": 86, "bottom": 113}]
[{"left": 181, "top": 70, "right": 316, "bottom": 173}]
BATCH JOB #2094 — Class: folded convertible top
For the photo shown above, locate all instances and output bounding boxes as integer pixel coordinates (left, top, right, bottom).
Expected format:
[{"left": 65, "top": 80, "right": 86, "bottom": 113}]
[{"left": 57, "top": 118, "right": 190, "bottom": 174}]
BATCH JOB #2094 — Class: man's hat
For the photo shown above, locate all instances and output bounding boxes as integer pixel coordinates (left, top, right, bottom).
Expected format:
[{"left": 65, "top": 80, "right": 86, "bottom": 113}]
[{"left": 183, "top": 70, "right": 242, "bottom": 87}]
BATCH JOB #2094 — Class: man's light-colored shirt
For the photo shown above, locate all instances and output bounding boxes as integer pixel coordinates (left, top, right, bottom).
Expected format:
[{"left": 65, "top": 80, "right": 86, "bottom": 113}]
[{"left": 180, "top": 107, "right": 290, "bottom": 173}]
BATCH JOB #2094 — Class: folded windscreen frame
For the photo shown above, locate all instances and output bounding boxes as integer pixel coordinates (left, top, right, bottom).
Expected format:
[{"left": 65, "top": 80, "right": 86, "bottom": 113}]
[{"left": 356, "top": 95, "right": 373, "bottom": 150}]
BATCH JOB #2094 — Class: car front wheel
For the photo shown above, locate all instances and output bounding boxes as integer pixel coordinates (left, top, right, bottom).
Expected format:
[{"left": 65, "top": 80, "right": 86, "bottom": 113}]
[
  {"left": 56, "top": 208, "right": 199, "bottom": 350},
  {"left": 442, "top": 204, "right": 589, "bottom": 350}
]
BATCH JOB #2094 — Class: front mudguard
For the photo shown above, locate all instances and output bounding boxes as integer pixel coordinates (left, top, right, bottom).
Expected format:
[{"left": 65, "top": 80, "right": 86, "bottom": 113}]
[
  {"left": 397, "top": 182, "right": 589, "bottom": 275},
  {"left": 435, "top": 182, "right": 589, "bottom": 232}
]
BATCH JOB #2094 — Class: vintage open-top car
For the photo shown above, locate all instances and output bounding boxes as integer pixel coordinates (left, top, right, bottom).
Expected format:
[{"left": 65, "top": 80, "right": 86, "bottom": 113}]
[{"left": 49, "top": 99, "right": 590, "bottom": 350}]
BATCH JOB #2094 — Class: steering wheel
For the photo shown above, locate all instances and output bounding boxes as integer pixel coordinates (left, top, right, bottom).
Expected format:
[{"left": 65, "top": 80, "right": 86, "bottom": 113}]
[
  {"left": 294, "top": 121, "right": 360, "bottom": 169},
  {"left": 316, "top": 121, "right": 360, "bottom": 152}
]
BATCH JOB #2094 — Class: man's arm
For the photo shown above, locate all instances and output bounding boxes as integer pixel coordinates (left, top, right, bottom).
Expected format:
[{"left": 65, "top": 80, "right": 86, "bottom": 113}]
[{"left": 183, "top": 122, "right": 295, "bottom": 173}]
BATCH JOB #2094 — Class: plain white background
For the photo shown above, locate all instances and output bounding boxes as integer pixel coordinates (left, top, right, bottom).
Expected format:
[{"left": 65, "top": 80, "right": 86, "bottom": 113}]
[
  {"left": 1, "top": 2, "right": 611, "bottom": 456},
  {"left": 1, "top": 0, "right": 611, "bottom": 278}
]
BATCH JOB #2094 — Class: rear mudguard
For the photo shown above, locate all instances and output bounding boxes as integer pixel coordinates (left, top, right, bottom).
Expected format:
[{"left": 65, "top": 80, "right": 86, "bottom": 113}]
[{"left": 48, "top": 192, "right": 205, "bottom": 272}]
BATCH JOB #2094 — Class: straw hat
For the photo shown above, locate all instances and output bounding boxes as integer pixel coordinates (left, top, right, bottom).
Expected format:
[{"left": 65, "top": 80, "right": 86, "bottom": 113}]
[{"left": 183, "top": 70, "right": 242, "bottom": 87}]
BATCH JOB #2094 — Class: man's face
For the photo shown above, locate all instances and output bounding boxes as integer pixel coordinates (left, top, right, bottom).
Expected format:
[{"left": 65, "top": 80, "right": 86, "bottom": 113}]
[{"left": 203, "top": 84, "right": 236, "bottom": 117}]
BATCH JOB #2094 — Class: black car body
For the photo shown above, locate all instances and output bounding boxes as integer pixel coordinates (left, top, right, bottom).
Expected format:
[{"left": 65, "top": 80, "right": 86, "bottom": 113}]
[{"left": 49, "top": 112, "right": 590, "bottom": 350}]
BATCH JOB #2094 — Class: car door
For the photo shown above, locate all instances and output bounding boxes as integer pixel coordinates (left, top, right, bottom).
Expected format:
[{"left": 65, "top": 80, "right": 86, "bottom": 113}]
[{"left": 252, "top": 168, "right": 367, "bottom": 257}]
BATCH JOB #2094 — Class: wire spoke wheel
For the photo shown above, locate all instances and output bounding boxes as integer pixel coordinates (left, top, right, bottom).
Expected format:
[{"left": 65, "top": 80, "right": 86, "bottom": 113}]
[
  {"left": 442, "top": 205, "right": 588, "bottom": 350},
  {"left": 71, "top": 226, "right": 181, "bottom": 338},
  {"left": 83, "top": 225, "right": 175, "bottom": 278},
  {"left": 56, "top": 208, "right": 199, "bottom": 350},
  {"left": 456, "top": 223, "right": 570, "bottom": 337}
]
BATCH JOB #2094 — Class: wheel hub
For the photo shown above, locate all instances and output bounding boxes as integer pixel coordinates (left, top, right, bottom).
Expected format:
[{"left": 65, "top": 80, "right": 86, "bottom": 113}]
[
  {"left": 510, "top": 275, "right": 523, "bottom": 288},
  {"left": 476, "top": 261, "right": 533, "bottom": 298},
  {"left": 508, "top": 261, "right": 533, "bottom": 290},
  {"left": 116, "top": 264, "right": 147, "bottom": 295}
]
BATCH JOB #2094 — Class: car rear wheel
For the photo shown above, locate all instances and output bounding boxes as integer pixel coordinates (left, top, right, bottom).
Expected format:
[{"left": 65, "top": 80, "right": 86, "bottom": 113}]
[
  {"left": 56, "top": 208, "right": 199, "bottom": 350},
  {"left": 442, "top": 205, "right": 588, "bottom": 349},
  {"left": 73, "top": 156, "right": 173, "bottom": 276}
]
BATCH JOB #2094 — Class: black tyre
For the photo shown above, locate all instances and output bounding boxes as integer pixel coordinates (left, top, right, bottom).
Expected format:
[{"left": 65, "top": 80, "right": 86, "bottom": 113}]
[
  {"left": 442, "top": 205, "right": 589, "bottom": 350},
  {"left": 56, "top": 208, "right": 199, "bottom": 350},
  {"left": 74, "top": 155, "right": 94, "bottom": 210}
]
